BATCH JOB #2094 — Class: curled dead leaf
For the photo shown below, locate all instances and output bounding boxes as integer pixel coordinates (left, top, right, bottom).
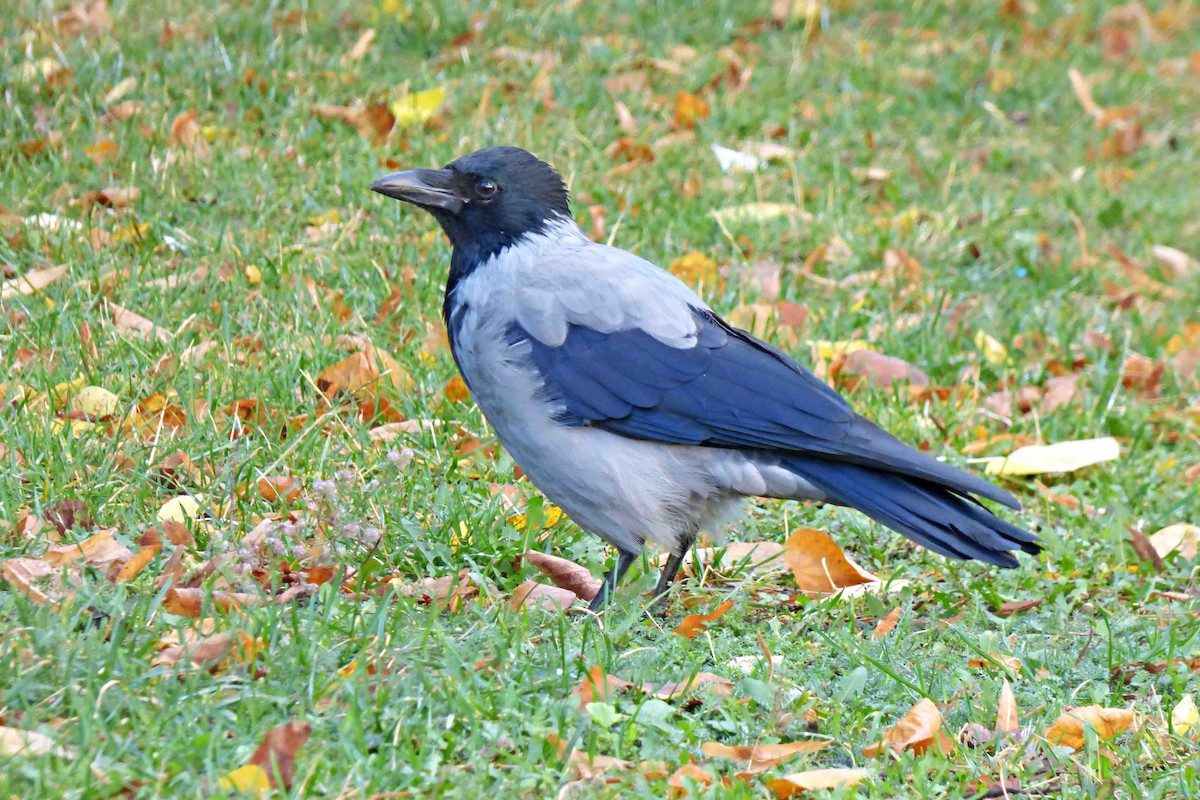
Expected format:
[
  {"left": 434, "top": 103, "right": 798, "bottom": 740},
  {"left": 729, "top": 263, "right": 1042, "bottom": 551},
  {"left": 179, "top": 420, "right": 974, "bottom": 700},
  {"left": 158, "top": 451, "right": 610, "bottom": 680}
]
[
  {"left": 700, "top": 740, "right": 830, "bottom": 775},
  {"left": 1044, "top": 706, "right": 1134, "bottom": 750},
  {"left": 673, "top": 599, "right": 734, "bottom": 639},
  {"left": 765, "top": 768, "right": 870, "bottom": 798},
  {"left": 863, "top": 698, "right": 954, "bottom": 757},
  {"left": 521, "top": 551, "right": 601, "bottom": 600},
  {"left": 782, "top": 528, "right": 879, "bottom": 596}
]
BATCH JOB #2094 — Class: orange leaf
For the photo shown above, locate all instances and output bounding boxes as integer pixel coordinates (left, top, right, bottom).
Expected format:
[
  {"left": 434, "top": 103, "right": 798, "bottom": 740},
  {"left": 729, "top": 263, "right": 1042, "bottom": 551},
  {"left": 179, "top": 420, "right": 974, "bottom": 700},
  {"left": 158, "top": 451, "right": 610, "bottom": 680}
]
[
  {"left": 248, "top": 721, "right": 312, "bottom": 790},
  {"left": 872, "top": 607, "right": 902, "bottom": 639},
  {"left": 863, "top": 698, "right": 952, "bottom": 757},
  {"left": 649, "top": 672, "right": 735, "bottom": 700},
  {"left": 443, "top": 374, "right": 470, "bottom": 403},
  {"left": 781, "top": 528, "right": 879, "bottom": 595},
  {"left": 571, "top": 665, "right": 635, "bottom": 709},
  {"left": 1044, "top": 706, "right": 1134, "bottom": 750},
  {"left": 673, "top": 599, "right": 734, "bottom": 639},
  {"left": 113, "top": 529, "right": 162, "bottom": 582},
  {"left": 700, "top": 740, "right": 830, "bottom": 774},
  {"left": 163, "top": 587, "right": 260, "bottom": 617},
  {"left": 667, "top": 762, "right": 713, "bottom": 796},
  {"left": 258, "top": 475, "right": 301, "bottom": 503},
  {"left": 765, "top": 768, "right": 870, "bottom": 798},
  {"left": 672, "top": 91, "right": 711, "bottom": 129}
]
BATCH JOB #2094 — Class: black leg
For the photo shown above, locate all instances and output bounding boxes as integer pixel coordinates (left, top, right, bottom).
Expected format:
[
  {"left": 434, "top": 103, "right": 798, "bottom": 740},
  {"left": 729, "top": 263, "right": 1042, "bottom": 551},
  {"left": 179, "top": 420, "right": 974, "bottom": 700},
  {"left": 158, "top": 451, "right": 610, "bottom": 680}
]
[
  {"left": 652, "top": 537, "right": 700, "bottom": 606},
  {"left": 587, "top": 549, "right": 637, "bottom": 613}
]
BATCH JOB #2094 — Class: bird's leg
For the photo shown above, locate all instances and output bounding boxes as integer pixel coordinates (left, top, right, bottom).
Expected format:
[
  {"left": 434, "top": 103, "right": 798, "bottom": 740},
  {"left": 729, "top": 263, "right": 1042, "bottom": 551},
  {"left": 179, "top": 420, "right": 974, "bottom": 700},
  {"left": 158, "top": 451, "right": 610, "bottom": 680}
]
[
  {"left": 651, "top": 535, "right": 695, "bottom": 608},
  {"left": 587, "top": 549, "right": 637, "bottom": 613}
]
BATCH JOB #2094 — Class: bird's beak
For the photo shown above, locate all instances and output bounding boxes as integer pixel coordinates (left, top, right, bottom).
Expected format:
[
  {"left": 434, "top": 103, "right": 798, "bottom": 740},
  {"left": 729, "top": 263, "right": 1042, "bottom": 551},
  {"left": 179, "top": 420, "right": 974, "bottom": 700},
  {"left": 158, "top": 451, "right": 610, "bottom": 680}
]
[{"left": 369, "top": 168, "right": 465, "bottom": 215}]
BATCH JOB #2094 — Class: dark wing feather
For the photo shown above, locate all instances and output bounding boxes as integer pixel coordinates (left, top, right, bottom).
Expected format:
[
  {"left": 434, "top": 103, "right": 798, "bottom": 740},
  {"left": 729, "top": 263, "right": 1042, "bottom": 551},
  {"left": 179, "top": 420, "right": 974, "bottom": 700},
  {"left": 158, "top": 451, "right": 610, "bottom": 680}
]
[{"left": 513, "top": 308, "right": 1020, "bottom": 510}]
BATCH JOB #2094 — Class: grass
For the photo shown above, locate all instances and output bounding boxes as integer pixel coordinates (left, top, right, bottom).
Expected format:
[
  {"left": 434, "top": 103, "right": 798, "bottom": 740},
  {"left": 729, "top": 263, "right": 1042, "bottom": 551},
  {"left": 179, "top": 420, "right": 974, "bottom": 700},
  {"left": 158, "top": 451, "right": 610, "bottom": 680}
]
[{"left": 2, "top": 0, "right": 1199, "bottom": 796}]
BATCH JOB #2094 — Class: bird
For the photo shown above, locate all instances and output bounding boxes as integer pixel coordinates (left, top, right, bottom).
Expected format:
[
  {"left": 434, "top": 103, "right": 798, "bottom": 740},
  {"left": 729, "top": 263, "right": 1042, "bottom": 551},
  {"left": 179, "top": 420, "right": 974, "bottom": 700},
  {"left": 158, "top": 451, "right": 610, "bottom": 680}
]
[{"left": 370, "top": 146, "right": 1041, "bottom": 613}]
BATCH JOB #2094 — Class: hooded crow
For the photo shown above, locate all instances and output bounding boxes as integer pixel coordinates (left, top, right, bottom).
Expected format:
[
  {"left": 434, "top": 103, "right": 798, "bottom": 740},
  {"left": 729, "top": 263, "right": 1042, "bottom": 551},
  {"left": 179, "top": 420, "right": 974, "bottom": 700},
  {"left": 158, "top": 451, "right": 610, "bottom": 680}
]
[{"left": 371, "top": 146, "right": 1041, "bottom": 612}]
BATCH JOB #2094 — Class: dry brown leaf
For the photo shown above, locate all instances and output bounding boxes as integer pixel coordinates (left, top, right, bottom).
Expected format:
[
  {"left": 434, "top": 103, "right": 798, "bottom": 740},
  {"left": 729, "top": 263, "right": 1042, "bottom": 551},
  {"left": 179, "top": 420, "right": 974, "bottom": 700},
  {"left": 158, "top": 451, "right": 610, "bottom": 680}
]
[
  {"left": 249, "top": 721, "right": 312, "bottom": 790},
  {"left": 996, "top": 679, "right": 1019, "bottom": 732},
  {"left": 672, "top": 91, "right": 711, "bottom": 129},
  {"left": 152, "top": 628, "right": 256, "bottom": 670},
  {"left": 649, "top": 672, "right": 735, "bottom": 700},
  {"left": 508, "top": 580, "right": 577, "bottom": 612},
  {"left": 872, "top": 608, "right": 903, "bottom": 639},
  {"left": 782, "top": 528, "right": 880, "bottom": 595},
  {"left": 521, "top": 552, "right": 601, "bottom": 601},
  {"left": 257, "top": 475, "right": 301, "bottom": 503},
  {"left": 55, "top": 0, "right": 111, "bottom": 36},
  {"left": 344, "top": 28, "right": 376, "bottom": 61},
  {"left": 1040, "top": 374, "right": 1082, "bottom": 414},
  {"left": 674, "top": 599, "right": 735, "bottom": 639},
  {"left": 44, "top": 530, "right": 132, "bottom": 569},
  {"left": 113, "top": 528, "right": 162, "bottom": 582},
  {"left": 1149, "top": 523, "right": 1199, "bottom": 560},
  {"left": 995, "top": 598, "right": 1043, "bottom": 616},
  {"left": 42, "top": 498, "right": 94, "bottom": 535},
  {"left": 107, "top": 301, "right": 171, "bottom": 342},
  {"left": 571, "top": 665, "right": 636, "bottom": 709},
  {"left": 700, "top": 740, "right": 830, "bottom": 774},
  {"left": 1151, "top": 244, "right": 1198, "bottom": 280},
  {"left": 836, "top": 350, "right": 929, "bottom": 389},
  {"left": 96, "top": 186, "right": 140, "bottom": 208},
  {"left": 0, "top": 558, "right": 63, "bottom": 606},
  {"left": 863, "top": 698, "right": 954, "bottom": 757},
  {"left": 667, "top": 762, "right": 713, "bottom": 795},
  {"left": 163, "top": 587, "right": 261, "bottom": 617},
  {"left": 1, "top": 264, "right": 69, "bottom": 300},
  {"left": 968, "top": 654, "right": 1023, "bottom": 673},
  {"left": 1122, "top": 353, "right": 1164, "bottom": 398},
  {"left": 1044, "top": 706, "right": 1134, "bottom": 750},
  {"left": 765, "top": 768, "right": 870, "bottom": 798}
]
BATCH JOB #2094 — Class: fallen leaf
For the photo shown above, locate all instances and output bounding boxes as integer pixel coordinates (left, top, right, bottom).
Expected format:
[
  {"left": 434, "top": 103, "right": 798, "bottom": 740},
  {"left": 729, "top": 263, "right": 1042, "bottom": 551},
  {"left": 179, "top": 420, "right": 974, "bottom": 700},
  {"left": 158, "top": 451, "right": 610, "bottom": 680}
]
[
  {"left": 1149, "top": 523, "right": 1199, "bottom": 560},
  {"left": 968, "top": 654, "right": 1023, "bottom": 673},
  {"left": 571, "top": 666, "right": 636, "bottom": 709},
  {"left": 257, "top": 475, "right": 301, "bottom": 503},
  {"left": 672, "top": 91, "right": 710, "bottom": 129},
  {"left": 107, "top": 301, "right": 171, "bottom": 342},
  {"left": 71, "top": 386, "right": 119, "bottom": 418},
  {"left": 673, "top": 599, "right": 735, "bottom": 639},
  {"left": 711, "top": 142, "right": 760, "bottom": 172},
  {"left": 1128, "top": 527, "right": 1164, "bottom": 572},
  {"left": 863, "top": 698, "right": 954, "bottom": 757},
  {"left": 995, "top": 599, "right": 1043, "bottom": 616},
  {"left": 975, "top": 331, "right": 1008, "bottom": 365},
  {"left": 42, "top": 498, "right": 94, "bottom": 535},
  {"left": 391, "top": 87, "right": 445, "bottom": 127},
  {"left": 44, "top": 530, "right": 132, "bottom": 569},
  {"left": 984, "top": 437, "right": 1120, "bottom": 476},
  {"left": 701, "top": 740, "right": 830, "bottom": 774},
  {"left": 781, "top": 528, "right": 879, "bottom": 595},
  {"left": 1044, "top": 706, "right": 1134, "bottom": 750},
  {"left": 712, "top": 203, "right": 812, "bottom": 226},
  {"left": 669, "top": 252, "right": 721, "bottom": 288},
  {"left": 667, "top": 762, "right": 713, "bottom": 795},
  {"left": 113, "top": 528, "right": 162, "bottom": 581},
  {"left": 1040, "top": 374, "right": 1082, "bottom": 414},
  {"left": 163, "top": 587, "right": 260, "bottom": 617},
  {"left": 248, "top": 721, "right": 311, "bottom": 790},
  {"left": 0, "top": 725, "right": 71, "bottom": 758},
  {"left": 1, "top": 264, "right": 69, "bottom": 299},
  {"left": 996, "top": 679, "right": 1019, "bottom": 732},
  {"left": 1122, "top": 353, "right": 1164, "bottom": 398},
  {"left": 344, "top": 28, "right": 376, "bottom": 61},
  {"left": 1151, "top": 245, "right": 1198, "bottom": 280},
  {"left": 1172, "top": 695, "right": 1198, "bottom": 736},
  {"left": 522, "top": 552, "right": 601, "bottom": 600},
  {"left": 765, "top": 768, "right": 870, "bottom": 798},
  {"left": 509, "top": 581, "right": 577, "bottom": 612},
  {"left": 836, "top": 350, "right": 929, "bottom": 389},
  {"left": 96, "top": 186, "right": 140, "bottom": 208},
  {"left": 649, "top": 672, "right": 735, "bottom": 700},
  {"left": 872, "top": 608, "right": 902, "bottom": 639},
  {"left": 0, "top": 558, "right": 63, "bottom": 606}
]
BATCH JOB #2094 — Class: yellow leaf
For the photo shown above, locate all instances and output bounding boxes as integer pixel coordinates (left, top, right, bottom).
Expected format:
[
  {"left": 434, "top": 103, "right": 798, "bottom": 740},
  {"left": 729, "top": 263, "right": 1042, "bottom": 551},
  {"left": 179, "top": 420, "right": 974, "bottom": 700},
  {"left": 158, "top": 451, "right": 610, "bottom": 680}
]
[
  {"left": 984, "top": 437, "right": 1121, "bottom": 477},
  {"left": 1149, "top": 523, "right": 1199, "bottom": 560},
  {"left": 765, "top": 767, "right": 870, "bottom": 798},
  {"left": 1172, "top": 695, "right": 1198, "bottom": 736},
  {"left": 808, "top": 340, "right": 871, "bottom": 360},
  {"left": 103, "top": 76, "right": 138, "bottom": 105},
  {"left": 507, "top": 505, "right": 564, "bottom": 531},
  {"left": 217, "top": 764, "right": 270, "bottom": 795},
  {"left": 112, "top": 221, "right": 150, "bottom": 243},
  {"left": 711, "top": 202, "right": 812, "bottom": 226},
  {"left": 390, "top": 87, "right": 445, "bottom": 128},
  {"left": 1044, "top": 706, "right": 1134, "bottom": 750},
  {"left": 244, "top": 264, "right": 263, "bottom": 285},
  {"left": 974, "top": 330, "right": 1008, "bottom": 365},
  {"left": 669, "top": 252, "right": 719, "bottom": 287},
  {"left": 70, "top": 386, "right": 119, "bottom": 418},
  {"left": 158, "top": 495, "right": 201, "bottom": 524}
]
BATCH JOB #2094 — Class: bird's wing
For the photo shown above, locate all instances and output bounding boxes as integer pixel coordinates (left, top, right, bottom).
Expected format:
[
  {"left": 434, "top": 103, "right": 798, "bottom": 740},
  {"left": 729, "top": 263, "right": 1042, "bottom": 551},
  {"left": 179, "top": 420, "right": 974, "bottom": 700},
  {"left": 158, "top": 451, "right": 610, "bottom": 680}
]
[{"left": 510, "top": 245, "right": 1019, "bottom": 509}]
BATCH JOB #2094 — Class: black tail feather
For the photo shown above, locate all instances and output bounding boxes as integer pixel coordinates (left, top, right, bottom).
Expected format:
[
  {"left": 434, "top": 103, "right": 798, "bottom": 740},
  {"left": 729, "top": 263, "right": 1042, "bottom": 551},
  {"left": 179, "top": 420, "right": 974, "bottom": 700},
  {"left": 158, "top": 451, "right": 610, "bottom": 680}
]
[{"left": 784, "top": 457, "right": 1041, "bottom": 567}]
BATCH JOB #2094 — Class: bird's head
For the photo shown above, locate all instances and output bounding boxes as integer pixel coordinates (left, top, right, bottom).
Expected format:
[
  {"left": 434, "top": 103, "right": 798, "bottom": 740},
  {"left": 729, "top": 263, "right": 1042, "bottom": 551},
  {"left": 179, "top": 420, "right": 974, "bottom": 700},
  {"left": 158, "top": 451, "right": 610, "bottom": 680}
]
[{"left": 370, "top": 146, "right": 571, "bottom": 260}]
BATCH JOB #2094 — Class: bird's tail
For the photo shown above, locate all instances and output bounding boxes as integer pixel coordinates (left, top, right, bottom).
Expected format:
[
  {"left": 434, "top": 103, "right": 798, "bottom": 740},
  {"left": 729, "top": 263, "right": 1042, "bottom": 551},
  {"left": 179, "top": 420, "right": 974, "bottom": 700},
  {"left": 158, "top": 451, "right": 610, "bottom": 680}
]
[{"left": 781, "top": 457, "right": 1041, "bottom": 567}]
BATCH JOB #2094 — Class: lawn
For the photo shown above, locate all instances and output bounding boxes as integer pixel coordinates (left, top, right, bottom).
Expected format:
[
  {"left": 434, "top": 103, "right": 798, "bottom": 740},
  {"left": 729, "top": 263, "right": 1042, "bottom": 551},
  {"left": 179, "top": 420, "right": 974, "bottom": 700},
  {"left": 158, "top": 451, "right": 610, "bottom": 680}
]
[{"left": 2, "top": 0, "right": 1199, "bottom": 797}]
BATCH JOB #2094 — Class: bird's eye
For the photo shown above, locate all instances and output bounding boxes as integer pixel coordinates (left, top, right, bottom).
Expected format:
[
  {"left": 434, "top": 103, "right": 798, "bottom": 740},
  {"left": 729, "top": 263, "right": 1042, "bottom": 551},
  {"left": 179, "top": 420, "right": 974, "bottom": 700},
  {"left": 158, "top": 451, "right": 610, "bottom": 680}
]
[{"left": 475, "top": 179, "right": 498, "bottom": 200}]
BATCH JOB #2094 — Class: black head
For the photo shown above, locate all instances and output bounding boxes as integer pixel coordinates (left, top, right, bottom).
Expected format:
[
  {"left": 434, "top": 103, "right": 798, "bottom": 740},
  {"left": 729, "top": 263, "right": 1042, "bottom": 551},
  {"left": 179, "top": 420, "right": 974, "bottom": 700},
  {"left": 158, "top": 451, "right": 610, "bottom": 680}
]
[{"left": 370, "top": 146, "right": 571, "bottom": 264}]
